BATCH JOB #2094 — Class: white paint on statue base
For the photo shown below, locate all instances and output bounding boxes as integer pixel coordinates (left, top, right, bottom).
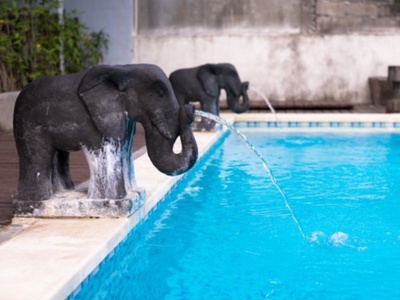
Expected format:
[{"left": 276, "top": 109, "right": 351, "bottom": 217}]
[{"left": 13, "top": 187, "right": 146, "bottom": 218}]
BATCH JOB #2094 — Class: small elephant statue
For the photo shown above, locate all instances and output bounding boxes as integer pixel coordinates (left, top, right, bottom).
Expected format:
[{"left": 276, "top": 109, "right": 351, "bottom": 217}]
[
  {"left": 13, "top": 64, "right": 198, "bottom": 205},
  {"left": 169, "top": 63, "right": 250, "bottom": 131}
]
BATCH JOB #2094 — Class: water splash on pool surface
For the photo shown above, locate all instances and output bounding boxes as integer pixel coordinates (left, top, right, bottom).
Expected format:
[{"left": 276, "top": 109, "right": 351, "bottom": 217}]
[
  {"left": 308, "top": 230, "right": 367, "bottom": 251},
  {"left": 330, "top": 231, "right": 349, "bottom": 247},
  {"left": 194, "top": 110, "right": 306, "bottom": 240},
  {"left": 309, "top": 231, "right": 349, "bottom": 246}
]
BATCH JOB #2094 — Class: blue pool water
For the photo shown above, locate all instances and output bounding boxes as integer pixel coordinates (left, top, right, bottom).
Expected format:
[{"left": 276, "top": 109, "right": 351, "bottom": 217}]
[{"left": 71, "top": 131, "right": 400, "bottom": 299}]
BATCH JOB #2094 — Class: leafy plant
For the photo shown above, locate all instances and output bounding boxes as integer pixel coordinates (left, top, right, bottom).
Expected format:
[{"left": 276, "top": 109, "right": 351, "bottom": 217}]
[{"left": 0, "top": 0, "right": 108, "bottom": 92}]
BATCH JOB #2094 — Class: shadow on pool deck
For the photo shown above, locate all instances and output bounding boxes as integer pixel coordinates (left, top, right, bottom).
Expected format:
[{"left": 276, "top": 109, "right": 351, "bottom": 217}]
[{"left": 0, "top": 104, "right": 386, "bottom": 227}]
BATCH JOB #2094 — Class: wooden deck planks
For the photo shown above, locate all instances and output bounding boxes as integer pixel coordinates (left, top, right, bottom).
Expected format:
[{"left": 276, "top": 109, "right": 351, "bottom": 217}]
[{"left": 0, "top": 133, "right": 18, "bottom": 224}]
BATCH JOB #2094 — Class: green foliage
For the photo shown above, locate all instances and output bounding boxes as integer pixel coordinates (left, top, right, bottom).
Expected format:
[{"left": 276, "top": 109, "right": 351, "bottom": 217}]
[{"left": 0, "top": 0, "right": 108, "bottom": 92}]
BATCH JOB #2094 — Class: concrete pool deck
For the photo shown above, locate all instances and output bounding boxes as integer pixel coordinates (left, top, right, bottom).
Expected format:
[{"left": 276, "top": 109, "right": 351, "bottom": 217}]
[
  {"left": 0, "top": 115, "right": 232, "bottom": 300},
  {"left": 1, "top": 112, "right": 400, "bottom": 299}
]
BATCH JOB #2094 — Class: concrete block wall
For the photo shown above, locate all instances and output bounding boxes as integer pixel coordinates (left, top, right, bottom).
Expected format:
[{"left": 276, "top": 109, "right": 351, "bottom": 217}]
[{"left": 315, "top": 0, "right": 400, "bottom": 34}]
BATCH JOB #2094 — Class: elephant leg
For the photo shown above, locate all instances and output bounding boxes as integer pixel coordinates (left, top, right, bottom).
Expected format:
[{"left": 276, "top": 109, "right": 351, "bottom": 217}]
[
  {"left": 51, "top": 150, "right": 74, "bottom": 192},
  {"left": 16, "top": 139, "right": 54, "bottom": 201},
  {"left": 122, "top": 119, "right": 137, "bottom": 192},
  {"left": 83, "top": 142, "right": 126, "bottom": 199}
]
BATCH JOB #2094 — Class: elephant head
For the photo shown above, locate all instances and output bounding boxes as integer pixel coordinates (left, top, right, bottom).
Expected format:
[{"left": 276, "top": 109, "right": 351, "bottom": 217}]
[
  {"left": 78, "top": 64, "right": 198, "bottom": 176},
  {"left": 198, "top": 63, "right": 250, "bottom": 113}
]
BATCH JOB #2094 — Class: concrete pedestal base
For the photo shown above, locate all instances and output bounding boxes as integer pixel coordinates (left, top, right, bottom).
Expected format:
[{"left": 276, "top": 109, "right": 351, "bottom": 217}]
[
  {"left": 13, "top": 189, "right": 146, "bottom": 218},
  {"left": 386, "top": 66, "right": 400, "bottom": 113},
  {"left": 368, "top": 77, "right": 392, "bottom": 106},
  {"left": 386, "top": 98, "right": 400, "bottom": 113}
]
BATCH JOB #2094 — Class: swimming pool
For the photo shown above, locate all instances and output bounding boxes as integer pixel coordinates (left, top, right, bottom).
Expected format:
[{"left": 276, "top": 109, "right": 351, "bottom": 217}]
[{"left": 70, "top": 127, "right": 400, "bottom": 299}]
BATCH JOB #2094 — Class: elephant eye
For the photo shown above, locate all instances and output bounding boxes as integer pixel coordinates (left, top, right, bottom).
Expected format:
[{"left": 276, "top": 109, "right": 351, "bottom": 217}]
[
  {"left": 149, "top": 81, "right": 167, "bottom": 97},
  {"left": 156, "top": 89, "right": 164, "bottom": 97},
  {"left": 228, "top": 70, "right": 238, "bottom": 77}
]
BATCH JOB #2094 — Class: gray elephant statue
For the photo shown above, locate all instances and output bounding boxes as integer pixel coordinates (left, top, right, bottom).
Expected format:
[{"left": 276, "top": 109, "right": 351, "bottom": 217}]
[
  {"left": 13, "top": 64, "right": 198, "bottom": 206},
  {"left": 169, "top": 63, "right": 250, "bottom": 131}
]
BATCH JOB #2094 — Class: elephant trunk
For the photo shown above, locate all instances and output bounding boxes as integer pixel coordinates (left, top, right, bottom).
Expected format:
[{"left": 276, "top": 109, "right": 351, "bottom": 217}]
[
  {"left": 227, "top": 81, "right": 250, "bottom": 114},
  {"left": 145, "top": 104, "right": 198, "bottom": 176}
]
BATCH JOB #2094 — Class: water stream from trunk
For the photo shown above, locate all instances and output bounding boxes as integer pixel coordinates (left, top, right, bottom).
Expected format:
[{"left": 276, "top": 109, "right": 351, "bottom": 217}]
[
  {"left": 249, "top": 85, "right": 282, "bottom": 129},
  {"left": 249, "top": 85, "right": 276, "bottom": 114},
  {"left": 194, "top": 110, "right": 306, "bottom": 240}
]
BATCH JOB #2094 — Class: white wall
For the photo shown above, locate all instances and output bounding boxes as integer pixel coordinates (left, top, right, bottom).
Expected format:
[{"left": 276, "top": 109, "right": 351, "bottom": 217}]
[
  {"left": 64, "top": 0, "right": 134, "bottom": 65},
  {"left": 0, "top": 92, "right": 19, "bottom": 132},
  {"left": 134, "top": 34, "right": 400, "bottom": 103}
]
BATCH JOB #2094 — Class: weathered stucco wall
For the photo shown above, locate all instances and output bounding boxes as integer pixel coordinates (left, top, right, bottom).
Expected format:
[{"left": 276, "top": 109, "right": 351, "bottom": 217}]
[
  {"left": 134, "top": 0, "right": 400, "bottom": 103},
  {"left": 138, "top": 0, "right": 302, "bottom": 35},
  {"left": 135, "top": 35, "right": 400, "bottom": 103},
  {"left": 314, "top": 0, "right": 400, "bottom": 34}
]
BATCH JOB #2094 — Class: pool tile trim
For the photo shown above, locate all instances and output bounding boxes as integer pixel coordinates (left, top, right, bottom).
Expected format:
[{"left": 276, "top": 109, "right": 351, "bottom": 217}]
[{"left": 235, "top": 121, "right": 400, "bottom": 128}]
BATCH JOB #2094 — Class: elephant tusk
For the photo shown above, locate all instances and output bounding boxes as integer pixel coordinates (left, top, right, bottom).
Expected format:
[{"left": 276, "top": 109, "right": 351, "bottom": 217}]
[{"left": 153, "top": 118, "right": 174, "bottom": 140}]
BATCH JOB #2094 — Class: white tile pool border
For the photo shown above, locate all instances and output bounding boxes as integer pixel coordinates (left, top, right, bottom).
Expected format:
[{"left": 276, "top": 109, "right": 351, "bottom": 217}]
[
  {"left": 234, "top": 113, "right": 400, "bottom": 132},
  {"left": 1, "top": 112, "right": 400, "bottom": 300}
]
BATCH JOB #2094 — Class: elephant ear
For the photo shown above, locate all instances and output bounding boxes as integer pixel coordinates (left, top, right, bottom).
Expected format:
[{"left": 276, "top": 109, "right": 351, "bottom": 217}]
[
  {"left": 197, "top": 64, "right": 219, "bottom": 98},
  {"left": 78, "top": 65, "right": 127, "bottom": 140}
]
